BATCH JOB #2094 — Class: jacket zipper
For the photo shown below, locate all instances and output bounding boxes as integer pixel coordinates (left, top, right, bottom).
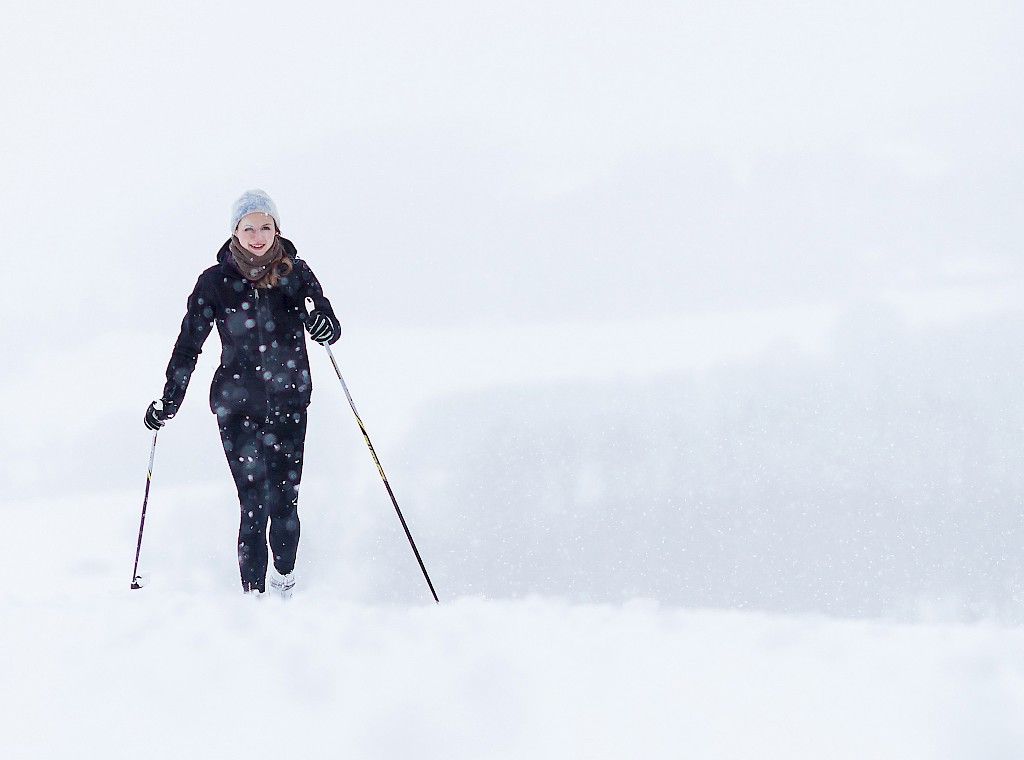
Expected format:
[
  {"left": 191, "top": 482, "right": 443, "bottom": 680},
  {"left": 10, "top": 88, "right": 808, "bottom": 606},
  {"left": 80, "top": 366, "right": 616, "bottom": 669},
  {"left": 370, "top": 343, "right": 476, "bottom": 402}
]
[
  {"left": 253, "top": 285, "right": 272, "bottom": 534},
  {"left": 254, "top": 286, "right": 271, "bottom": 421}
]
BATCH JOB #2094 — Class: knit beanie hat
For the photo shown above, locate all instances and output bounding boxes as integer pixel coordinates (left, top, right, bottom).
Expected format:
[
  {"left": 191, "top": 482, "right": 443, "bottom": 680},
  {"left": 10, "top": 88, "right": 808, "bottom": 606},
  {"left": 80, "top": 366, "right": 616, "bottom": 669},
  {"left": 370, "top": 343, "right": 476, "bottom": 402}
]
[{"left": 230, "top": 189, "right": 281, "bottom": 233}]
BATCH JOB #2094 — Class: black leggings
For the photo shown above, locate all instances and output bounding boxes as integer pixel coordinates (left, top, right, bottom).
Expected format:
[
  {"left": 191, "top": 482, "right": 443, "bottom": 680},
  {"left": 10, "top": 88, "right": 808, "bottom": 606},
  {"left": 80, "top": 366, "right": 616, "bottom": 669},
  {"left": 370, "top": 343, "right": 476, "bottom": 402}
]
[{"left": 217, "top": 408, "right": 308, "bottom": 592}]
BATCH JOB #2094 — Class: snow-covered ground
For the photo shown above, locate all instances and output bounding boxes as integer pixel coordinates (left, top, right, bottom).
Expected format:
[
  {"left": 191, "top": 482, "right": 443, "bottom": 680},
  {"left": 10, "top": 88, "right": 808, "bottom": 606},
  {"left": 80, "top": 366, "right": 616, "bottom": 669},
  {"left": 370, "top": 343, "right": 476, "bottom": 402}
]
[
  {"left": 5, "top": 586, "right": 1024, "bottom": 759},
  {"left": 6, "top": 295, "right": 1024, "bottom": 758}
]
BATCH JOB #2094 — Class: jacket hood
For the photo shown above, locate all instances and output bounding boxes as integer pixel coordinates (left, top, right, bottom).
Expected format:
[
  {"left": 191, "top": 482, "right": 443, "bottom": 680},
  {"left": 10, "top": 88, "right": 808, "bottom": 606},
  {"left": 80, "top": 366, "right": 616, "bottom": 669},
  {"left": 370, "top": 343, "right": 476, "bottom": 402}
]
[{"left": 216, "top": 236, "right": 299, "bottom": 273}]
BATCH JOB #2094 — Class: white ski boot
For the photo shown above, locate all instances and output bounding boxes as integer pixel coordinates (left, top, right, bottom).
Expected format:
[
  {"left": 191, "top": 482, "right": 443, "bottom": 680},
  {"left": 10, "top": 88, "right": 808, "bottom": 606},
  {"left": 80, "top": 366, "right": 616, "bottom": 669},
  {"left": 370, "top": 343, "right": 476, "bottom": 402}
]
[{"left": 268, "top": 570, "right": 295, "bottom": 599}]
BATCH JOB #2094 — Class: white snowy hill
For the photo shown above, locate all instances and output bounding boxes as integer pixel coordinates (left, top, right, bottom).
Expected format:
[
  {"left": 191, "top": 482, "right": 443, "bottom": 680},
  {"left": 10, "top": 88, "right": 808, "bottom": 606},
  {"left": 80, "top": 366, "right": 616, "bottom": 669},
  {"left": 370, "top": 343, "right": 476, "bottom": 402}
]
[
  {"left": 6, "top": 302, "right": 1024, "bottom": 758},
  {"left": 5, "top": 524, "right": 1024, "bottom": 759}
]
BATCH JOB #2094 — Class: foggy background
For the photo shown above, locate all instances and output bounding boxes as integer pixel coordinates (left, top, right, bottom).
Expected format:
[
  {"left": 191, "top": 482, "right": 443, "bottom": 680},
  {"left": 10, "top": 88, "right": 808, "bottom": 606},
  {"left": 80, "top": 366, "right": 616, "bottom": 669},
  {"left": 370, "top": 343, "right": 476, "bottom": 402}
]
[{"left": 3, "top": 0, "right": 1023, "bottom": 620}]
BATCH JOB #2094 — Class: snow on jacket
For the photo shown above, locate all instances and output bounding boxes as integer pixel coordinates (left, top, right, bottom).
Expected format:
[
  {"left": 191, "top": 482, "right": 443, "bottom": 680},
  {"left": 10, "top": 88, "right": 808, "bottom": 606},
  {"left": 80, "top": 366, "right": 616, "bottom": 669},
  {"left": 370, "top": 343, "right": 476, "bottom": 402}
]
[{"left": 161, "top": 237, "right": 341, "bottom": 419}]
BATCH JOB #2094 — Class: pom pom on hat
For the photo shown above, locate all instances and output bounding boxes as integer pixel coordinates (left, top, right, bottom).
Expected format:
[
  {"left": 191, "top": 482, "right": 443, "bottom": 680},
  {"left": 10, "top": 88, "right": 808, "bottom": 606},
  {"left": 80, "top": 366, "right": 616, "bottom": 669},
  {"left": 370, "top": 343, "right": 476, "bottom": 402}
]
[{"left": 230, "top": 189, "right": 281, "bottom": 233}]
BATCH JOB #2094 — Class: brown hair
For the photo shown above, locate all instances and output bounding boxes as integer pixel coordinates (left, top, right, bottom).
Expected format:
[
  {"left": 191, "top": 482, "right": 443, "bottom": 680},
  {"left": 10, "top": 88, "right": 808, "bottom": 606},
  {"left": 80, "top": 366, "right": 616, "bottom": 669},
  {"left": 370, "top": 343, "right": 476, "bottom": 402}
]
[{"left": 254, "top": 255, "right": 294, "bottom": 289}]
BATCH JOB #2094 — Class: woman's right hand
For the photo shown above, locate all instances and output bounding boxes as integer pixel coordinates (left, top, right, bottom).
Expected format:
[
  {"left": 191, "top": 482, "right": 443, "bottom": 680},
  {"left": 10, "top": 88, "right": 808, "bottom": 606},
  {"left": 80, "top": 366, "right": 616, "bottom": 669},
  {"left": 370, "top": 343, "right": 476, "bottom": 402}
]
[
  {"left": 304, "top": 296, "right": 340, "bottom": 344},
  {"left": 144, "top": 399, "right": 173, "bottom": 430}
]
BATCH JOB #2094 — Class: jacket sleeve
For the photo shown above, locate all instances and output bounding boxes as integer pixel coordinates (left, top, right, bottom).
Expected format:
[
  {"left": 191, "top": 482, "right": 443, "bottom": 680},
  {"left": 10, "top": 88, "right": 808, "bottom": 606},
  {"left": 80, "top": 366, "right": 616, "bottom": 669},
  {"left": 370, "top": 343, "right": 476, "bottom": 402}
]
[
  {"left": 160, "top": 275, "right": 215, "bottom": 415},
  {"left": 296, "top": 258, "right": 342, "bottom": 345}
]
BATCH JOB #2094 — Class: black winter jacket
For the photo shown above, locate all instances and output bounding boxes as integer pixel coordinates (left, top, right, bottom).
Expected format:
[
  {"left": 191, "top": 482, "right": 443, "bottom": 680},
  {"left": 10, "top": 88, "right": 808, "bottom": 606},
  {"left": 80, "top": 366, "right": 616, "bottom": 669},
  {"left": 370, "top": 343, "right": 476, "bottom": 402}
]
[{"left": 161, "top": 237, "right": 341, "bottom": 420}]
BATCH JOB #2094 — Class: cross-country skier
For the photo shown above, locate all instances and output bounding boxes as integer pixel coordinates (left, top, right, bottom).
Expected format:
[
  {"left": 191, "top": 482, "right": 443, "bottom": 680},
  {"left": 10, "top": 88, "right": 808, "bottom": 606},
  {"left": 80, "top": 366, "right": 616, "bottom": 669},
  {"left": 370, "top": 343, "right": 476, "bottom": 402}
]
[{"left": 144, "top": 189, "right": 341, "bottom": 597}]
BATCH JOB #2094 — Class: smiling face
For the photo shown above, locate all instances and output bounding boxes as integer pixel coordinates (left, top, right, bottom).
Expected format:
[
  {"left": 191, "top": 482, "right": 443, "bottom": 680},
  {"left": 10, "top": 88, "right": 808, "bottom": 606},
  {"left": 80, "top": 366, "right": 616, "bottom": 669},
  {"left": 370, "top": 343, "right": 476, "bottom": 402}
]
[{"left": 234, "top": 212, "right": 278, "bottom": 254}]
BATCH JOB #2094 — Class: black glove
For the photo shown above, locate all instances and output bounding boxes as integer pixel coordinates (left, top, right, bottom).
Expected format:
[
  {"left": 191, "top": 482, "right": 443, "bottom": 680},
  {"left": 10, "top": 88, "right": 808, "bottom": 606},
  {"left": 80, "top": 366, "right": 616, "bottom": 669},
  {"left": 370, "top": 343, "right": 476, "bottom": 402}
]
[
  {"left": 306, "top": 310, "right": 337, "bottom": 344},
  {"left": 144, "top": 400, "right": 173, "bottom": 431}
]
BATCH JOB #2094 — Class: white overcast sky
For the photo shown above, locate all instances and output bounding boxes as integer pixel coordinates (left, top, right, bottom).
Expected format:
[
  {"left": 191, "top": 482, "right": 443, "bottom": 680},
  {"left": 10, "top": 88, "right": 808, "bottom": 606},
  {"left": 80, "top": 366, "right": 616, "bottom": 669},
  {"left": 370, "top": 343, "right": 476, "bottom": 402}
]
[{"left": 1, "top": 0, "right": 1021, "bottom": 348}]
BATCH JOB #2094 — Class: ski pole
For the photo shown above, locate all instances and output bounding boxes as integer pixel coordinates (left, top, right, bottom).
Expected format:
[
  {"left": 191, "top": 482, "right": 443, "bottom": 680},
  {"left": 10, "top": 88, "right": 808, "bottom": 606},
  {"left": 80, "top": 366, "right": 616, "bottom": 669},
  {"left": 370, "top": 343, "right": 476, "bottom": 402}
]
[
  {"left": 309, "top": 300, "right": 439, "bottom": 603},
  {"left": 131, "top": 406, "right": 161, "bottom": 590}
]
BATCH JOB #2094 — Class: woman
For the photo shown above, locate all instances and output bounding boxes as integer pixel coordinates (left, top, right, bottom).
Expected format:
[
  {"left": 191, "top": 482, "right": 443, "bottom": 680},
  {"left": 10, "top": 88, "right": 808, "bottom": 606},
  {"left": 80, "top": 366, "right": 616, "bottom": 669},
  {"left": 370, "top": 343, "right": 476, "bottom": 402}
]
[{"left": 144, "top": 189, "right": 341, "bottom": 597}]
